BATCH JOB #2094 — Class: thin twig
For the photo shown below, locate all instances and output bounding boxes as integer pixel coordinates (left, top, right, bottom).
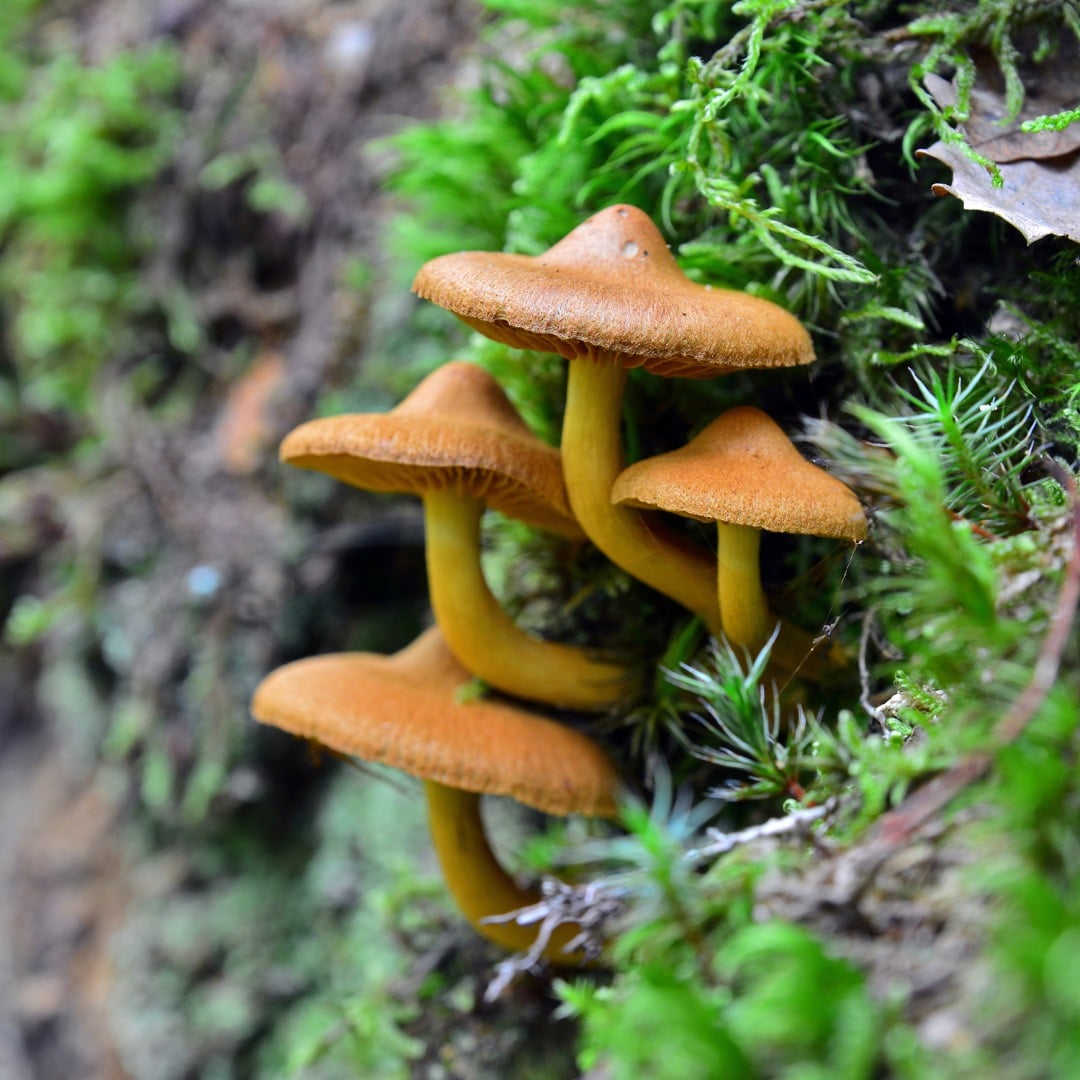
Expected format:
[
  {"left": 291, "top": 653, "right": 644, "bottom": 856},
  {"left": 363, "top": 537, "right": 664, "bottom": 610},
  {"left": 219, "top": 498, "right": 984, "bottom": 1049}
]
[
  {"left": 685, "top": 798, "right": 837, "bottom": 866},
  {"left": 482, "top": 878, "right": 628, "bottom": 1001},
  {"left": 858, "top": 609, "right": 880, "bottom": 725},
  {"left": 482, "top": 800, "right": 839, "bottom": 999}
]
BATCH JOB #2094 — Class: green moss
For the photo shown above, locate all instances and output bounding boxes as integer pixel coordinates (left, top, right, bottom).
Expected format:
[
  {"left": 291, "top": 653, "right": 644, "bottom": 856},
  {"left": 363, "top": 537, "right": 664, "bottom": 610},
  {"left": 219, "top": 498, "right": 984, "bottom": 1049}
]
[{"left": 0, "top": 33, "right": 182, "bottom": 410}]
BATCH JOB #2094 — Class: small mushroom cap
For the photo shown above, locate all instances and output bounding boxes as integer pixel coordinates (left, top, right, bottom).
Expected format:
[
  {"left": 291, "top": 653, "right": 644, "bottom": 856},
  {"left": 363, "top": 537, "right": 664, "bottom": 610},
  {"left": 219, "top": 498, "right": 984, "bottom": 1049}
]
[
  {"left": 412, "top": 205, "right": 814, "bottom": 378},
  {"left": 611, "top": 406, "right": 868, "bottom": 540},
  {"left": 280, "top": 361, "right": 582, "bottom": 538},
  {"left": 251, "top": 627, "right": 622, "bottom": 818}
]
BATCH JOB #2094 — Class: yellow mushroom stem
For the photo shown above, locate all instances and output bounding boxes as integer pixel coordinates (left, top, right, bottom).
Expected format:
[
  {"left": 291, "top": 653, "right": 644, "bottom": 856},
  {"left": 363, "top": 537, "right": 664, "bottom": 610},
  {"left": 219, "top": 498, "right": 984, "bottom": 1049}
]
[
  {"left": 424, "top": 780, "right": 593, "bottom": 962},
  {"left": 562, "top": 359, "right": 719, "bottom": 614},
  {"left": 562, "top": 360, "right": 829, "bottom": 677},
  {"left": 422, "top": 488, "right": 630, "bottom": 711},
  {"left": 715, "top": 521, "right": 773, "bottom": 654}
]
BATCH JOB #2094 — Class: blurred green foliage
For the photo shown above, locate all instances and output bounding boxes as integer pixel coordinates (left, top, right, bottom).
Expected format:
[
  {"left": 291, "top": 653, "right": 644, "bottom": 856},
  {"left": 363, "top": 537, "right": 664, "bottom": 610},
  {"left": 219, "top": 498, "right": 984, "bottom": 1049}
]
[
  {"left": 107, "top": 772, "right": 439, "bottom": 1080},
  {"left": 0, "top": 6, "right": 181, "bottom": 413}
]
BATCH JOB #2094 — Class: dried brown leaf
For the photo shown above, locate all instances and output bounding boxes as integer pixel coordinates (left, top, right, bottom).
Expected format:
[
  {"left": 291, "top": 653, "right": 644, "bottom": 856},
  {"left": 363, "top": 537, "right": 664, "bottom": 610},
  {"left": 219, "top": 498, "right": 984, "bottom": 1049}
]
[
  {"left": 918, "top": 41, "right": 1080, "bottom": 243},
  {"left": 917, "top": 141, "right": 1080, "bottom": 244},
  {"left": 924, "top": 69, "right": 1080, "bottom": 164}
]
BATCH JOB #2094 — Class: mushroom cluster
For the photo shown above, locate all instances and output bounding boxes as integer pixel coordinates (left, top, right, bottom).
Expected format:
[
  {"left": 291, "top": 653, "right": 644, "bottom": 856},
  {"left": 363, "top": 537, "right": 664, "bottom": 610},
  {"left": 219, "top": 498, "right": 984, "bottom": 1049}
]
[{"left": 251, "top": 204, "right": 866, "bottom": 963}]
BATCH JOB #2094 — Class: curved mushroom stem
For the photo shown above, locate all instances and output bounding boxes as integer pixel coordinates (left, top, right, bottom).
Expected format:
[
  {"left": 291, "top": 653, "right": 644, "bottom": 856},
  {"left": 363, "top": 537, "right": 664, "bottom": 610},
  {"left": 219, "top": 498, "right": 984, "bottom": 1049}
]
[
  {"left": 715, "top": 521, "right": 773, "bottom": 654},
  {"left": 424, "top": 780, "right": 594, "bottom": 962},
  {"left": 561, "top": 360, "right": 720, "bottom": 616},
  {"left": 423, "top": 489, "right": 631, "bottom": 711},
  {"left": 563, "top": 360, "right": 831, "bottom": 678}
]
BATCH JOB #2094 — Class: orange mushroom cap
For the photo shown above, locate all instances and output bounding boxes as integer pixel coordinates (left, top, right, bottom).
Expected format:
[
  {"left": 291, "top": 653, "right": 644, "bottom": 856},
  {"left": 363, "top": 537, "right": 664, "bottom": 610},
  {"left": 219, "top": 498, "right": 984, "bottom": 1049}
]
[
  {"left": 412, "top": 205, "right": 814, "bottom": 377},
  {"left": 251, "top": 627, "right": 621, "bottom": 819},
  {"left": 612, "top": 406, "right": 868, "bottom": 541},
  {"left": 280, "top": 361, "right": 582, "bottom": 539}
]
